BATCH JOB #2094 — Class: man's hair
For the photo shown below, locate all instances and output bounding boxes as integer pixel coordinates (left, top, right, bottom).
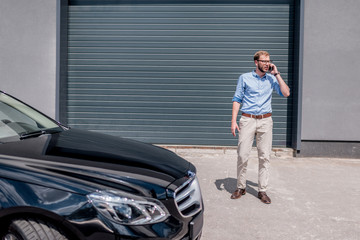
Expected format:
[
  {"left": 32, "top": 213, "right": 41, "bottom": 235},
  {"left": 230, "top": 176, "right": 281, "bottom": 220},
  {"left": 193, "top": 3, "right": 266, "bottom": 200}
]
[{"left": 253, "top": 51, "right": 270, "bottom": 61}]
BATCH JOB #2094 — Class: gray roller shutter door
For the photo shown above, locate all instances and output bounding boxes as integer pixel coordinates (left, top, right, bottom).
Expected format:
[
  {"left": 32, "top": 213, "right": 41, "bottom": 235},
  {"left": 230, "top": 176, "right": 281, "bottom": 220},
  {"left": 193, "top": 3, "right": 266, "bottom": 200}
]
[{"left": 67, "top": 1, "right": 294, "bottom": 147}]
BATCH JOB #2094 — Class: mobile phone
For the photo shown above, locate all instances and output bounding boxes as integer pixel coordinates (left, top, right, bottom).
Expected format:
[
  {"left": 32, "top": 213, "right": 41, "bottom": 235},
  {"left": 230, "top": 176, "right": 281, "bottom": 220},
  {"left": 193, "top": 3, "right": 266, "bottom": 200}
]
[{"left": 269, "top": 65, "right": 273, "bottom": 71}]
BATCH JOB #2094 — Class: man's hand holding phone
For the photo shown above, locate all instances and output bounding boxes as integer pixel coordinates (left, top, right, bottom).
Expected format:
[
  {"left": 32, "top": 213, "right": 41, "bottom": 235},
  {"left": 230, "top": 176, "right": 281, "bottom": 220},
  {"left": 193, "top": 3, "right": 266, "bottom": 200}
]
[
  {"left": 269, "top": 63, "right": 278, "bottom": 76},
  {"left": 269, "top": 65, "right": 273, "bottom": 72}
]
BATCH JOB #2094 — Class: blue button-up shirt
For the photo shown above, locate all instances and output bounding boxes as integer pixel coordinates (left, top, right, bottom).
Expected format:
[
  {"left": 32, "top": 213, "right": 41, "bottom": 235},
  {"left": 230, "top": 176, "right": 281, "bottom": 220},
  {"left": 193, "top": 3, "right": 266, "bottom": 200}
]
[{"left": 232, "top": 70, "right": 284, "bottom": 115}]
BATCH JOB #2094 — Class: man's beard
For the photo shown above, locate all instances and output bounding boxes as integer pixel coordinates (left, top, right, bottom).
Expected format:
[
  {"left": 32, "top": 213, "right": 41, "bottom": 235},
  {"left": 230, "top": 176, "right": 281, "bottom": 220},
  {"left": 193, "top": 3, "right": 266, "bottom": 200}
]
[{"left": 258, "top": 65, "right": 266, "bottom": 73}]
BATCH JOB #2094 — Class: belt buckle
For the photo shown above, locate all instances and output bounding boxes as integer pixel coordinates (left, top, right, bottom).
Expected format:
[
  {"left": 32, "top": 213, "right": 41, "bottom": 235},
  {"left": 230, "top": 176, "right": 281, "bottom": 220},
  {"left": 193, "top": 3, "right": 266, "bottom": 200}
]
[{"left": 255, "top": 114, "right": 264, "bottom": 119}]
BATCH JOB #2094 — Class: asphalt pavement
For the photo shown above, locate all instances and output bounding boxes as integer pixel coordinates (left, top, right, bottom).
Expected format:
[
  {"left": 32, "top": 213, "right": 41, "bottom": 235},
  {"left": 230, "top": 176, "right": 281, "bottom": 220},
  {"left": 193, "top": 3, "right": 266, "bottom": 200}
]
[{"left": 165, "top": 147, "right": 360, "bottom": 240}]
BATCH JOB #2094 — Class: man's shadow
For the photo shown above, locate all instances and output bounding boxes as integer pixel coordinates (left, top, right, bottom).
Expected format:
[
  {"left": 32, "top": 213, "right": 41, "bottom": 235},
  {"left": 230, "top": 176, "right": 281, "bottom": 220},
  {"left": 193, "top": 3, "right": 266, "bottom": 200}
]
[{"left": 214, "top": 178, "right": 258, "bottom": 197}]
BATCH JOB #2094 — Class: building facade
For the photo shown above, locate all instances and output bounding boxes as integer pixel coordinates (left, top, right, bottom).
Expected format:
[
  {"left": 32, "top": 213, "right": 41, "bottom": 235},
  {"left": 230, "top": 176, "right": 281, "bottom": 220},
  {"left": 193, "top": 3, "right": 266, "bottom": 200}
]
[{"left": 1, "top": 0, "right": 359, "bottom": 158}]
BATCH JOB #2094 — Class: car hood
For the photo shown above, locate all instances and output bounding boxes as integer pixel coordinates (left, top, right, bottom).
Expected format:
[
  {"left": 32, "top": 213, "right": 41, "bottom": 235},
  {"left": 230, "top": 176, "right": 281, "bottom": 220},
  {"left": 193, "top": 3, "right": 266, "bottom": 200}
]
[{"left": 0, "top": 129, "right": 193, "bottom": 194}]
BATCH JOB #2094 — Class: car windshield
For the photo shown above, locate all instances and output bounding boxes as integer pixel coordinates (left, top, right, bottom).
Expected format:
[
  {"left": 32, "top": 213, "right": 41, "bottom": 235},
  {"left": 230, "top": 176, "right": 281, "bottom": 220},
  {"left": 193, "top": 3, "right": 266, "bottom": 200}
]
[{"left": 0, "top": 92, "right": 63, "bottom": 143}]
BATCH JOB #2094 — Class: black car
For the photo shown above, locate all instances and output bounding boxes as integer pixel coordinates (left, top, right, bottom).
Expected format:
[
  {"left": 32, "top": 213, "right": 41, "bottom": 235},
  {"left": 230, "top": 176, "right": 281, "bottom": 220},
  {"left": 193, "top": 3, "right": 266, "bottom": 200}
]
[{"left": 0, "top": 90, "right": 203, "bottom": 240}]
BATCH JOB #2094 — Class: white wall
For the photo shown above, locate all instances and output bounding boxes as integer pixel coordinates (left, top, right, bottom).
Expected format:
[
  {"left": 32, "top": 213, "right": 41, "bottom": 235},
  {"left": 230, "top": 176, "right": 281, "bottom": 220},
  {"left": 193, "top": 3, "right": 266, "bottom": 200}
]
[
  {"left": 302, "top": 0, "right": 360, "bottom": 141},
  {"left": 0, "top": 0, "right": 58, "bottom": 118}
]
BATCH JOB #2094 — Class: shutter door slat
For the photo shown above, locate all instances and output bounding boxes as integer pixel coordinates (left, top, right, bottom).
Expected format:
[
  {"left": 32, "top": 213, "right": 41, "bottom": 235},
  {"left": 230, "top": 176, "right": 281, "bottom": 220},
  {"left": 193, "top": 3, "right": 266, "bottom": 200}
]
[{"left": 67, "top": 1, "right": 294, "bottom": 146}]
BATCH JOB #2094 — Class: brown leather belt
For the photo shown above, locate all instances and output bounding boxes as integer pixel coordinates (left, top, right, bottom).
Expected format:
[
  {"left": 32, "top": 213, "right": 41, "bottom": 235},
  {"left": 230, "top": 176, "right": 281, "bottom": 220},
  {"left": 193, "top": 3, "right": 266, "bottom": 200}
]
[{"left": 242, "top": 113, "right": 272, "bottom": 119}]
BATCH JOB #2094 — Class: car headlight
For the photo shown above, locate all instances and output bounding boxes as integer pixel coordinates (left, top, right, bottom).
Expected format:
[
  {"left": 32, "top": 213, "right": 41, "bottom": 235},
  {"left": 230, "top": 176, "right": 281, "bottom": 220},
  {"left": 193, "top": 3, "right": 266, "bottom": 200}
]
[{"left": 87, "top": 190, "right": 170, "bottom": 225}]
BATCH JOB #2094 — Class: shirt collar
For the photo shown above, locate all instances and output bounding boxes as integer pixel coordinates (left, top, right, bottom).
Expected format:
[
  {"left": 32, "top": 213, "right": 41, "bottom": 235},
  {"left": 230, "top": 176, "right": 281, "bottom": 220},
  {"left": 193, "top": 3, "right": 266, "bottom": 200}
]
[{"left": 252, "top": 70, "right": 268, "bottom": 80}]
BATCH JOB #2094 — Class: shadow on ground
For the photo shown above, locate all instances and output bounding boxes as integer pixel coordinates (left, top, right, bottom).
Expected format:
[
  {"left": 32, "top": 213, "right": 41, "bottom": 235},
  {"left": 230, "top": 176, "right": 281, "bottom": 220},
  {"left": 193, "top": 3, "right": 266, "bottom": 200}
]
[{"left": 214, "top": 178, "right": 259, "bottom": 197}]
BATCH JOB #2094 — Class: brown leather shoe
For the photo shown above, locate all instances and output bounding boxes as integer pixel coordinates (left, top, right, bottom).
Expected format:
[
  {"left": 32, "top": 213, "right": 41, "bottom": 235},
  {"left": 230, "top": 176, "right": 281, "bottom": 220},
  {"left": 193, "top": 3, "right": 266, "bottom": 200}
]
[
  {"left": 258, "top": 192, "right": 271, "bottom": 204},
  {"left": 230, "top": 188, "right": 246, "bottom": 199}
]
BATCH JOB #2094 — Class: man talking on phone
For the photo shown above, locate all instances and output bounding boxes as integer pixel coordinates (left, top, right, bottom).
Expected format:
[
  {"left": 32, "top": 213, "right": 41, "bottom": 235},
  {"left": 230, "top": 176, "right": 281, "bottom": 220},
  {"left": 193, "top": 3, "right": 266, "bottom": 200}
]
[{"left": 230, "top": 51, "right": 290, "bottom": 204}]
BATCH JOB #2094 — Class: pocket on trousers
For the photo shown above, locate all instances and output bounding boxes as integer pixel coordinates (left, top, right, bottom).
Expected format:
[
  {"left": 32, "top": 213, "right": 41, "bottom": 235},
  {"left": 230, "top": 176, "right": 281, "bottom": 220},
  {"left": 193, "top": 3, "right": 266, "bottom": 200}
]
[{"left": 239, "top": 116, "right": 251, "bottom": 129}]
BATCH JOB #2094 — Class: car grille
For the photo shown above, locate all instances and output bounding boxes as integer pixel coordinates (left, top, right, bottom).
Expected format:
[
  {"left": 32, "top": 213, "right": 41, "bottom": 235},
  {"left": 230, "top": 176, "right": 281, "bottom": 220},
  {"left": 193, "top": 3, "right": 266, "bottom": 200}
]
[{"left": 174, "top": 175, "right": 203, "bottom": 217}]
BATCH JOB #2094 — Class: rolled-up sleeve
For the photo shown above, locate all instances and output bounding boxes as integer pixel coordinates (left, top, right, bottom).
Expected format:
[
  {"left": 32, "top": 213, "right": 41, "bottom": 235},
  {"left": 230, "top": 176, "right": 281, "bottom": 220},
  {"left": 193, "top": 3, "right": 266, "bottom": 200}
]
[
  {"left": 271, "top": 75, "right": 286, "bottom": 97},
  {"left": 232, "top": 75, "right": 245, "bottom": 103}
]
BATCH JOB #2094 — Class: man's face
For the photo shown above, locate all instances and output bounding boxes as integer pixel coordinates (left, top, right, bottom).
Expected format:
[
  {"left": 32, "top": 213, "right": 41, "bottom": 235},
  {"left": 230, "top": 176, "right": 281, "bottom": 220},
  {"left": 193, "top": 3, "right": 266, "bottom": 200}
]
[{"left": 256, "top": 55, "right": 271, "bottom": 73}]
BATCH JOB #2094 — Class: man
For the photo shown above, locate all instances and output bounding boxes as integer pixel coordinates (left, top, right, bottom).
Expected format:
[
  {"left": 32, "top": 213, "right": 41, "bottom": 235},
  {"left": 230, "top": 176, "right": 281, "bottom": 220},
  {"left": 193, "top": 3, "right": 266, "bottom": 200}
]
[{"left": 230, "top": 51, "right": 290, "bottom": 204}]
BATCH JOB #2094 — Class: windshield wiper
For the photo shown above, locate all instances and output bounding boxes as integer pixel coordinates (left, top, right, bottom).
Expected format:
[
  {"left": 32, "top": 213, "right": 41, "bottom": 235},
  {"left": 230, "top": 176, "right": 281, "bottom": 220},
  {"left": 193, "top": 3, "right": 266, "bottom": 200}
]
[{"left": 20, "top": 130, "right": 46, "bottom": 140}]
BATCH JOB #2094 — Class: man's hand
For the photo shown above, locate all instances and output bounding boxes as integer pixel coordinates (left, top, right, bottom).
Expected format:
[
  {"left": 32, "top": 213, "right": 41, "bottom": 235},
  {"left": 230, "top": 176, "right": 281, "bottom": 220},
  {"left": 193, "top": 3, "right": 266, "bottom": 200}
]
[
  {"left": 231, "top": 101, "right": 241, "bottom": 137},
  {"left": 269, "top": 63, "right": 278, "bottom": 75},
  {"left": 231, "top": 121, "right": 240, "bottom": 137}
]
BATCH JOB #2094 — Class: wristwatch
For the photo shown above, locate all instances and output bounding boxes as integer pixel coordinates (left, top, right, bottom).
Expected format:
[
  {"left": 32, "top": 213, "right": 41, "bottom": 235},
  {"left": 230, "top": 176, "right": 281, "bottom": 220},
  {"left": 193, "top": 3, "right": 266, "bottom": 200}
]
[{"left": 274, "top": 72, "right": 280, "bottom": 76}]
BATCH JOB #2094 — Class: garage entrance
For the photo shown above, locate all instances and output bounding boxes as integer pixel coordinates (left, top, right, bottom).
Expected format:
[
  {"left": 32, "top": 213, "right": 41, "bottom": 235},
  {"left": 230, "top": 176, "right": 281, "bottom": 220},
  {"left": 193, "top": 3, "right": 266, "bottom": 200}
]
[{"left": 65, "top": 0, "right": 295, "bottom": 146}]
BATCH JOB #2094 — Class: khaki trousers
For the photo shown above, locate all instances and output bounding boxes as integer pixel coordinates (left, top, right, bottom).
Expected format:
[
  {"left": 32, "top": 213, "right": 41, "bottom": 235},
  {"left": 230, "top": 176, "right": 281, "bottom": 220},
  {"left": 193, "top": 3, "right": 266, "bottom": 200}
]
[{"left": 237, "top": 116, "right": 273, "bottom": 192}]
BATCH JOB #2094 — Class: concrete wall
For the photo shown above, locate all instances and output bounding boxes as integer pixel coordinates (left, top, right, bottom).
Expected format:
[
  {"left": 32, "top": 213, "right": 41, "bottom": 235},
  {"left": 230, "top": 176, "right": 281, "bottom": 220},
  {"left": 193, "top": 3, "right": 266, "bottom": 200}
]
[
  {"left": 302, "top": 0, "right": 360, "bottom": 141},
  {"left": 0, "top": 0, "right": 58, "bottom": 118}
]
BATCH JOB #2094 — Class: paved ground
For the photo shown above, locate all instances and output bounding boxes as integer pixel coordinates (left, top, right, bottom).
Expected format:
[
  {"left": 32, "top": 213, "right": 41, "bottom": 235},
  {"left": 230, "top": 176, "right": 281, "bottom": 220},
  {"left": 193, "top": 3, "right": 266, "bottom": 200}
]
[{"left": 167, "top": 147, "right": 360, "bottom": 240}]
